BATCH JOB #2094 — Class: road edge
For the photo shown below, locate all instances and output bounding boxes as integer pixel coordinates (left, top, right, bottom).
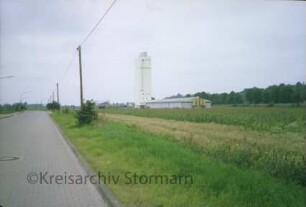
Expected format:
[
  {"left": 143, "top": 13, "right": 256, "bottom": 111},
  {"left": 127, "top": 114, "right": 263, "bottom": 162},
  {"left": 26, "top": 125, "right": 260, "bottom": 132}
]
[
  {"left": 0, "top": 114, "right": 14, "bottom": 119},
  {"left": 0, "top": 111, "right": 23, "bottom": 119},
  {"left": 50, "top": 113, "right": 122, "bottom": 207}
]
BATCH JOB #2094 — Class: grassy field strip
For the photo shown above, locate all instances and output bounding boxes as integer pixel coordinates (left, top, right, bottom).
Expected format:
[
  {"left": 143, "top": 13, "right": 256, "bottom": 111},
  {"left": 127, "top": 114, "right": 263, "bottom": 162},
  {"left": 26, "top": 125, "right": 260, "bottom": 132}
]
[
  {"left": 0, "top": 114, "right": 14, "bottom": 119},
  {"left": 51, "top": 112, "right": 306, "bottom": 207},
  {"left": 103, "top": 113, "right": 306, "bottom": 185},
  {"left": 102, "top": 107, "right": 306, "bottom": 134},
  {"left": 103, "top": 114, "right": 304, "bottom": 152}
]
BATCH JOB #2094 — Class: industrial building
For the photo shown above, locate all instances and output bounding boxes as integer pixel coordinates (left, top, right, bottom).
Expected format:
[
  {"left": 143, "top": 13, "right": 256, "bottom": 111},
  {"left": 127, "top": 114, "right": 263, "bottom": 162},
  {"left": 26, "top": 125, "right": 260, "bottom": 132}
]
[
  {"left": 134, "top": 52, "right": 211, "bottom": 109},
  {"left": 145, "top": 97, "right": 211, "bottom": 109},
  {"left": 134, "top": 52, "right": 152, "bottom": 108}
]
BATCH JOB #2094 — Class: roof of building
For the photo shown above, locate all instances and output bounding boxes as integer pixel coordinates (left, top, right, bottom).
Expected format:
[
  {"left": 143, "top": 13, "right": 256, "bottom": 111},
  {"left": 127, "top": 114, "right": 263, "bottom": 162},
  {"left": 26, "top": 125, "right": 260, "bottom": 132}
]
[{"left": 146, "top": 96, "right": 211, "bottom": 104}]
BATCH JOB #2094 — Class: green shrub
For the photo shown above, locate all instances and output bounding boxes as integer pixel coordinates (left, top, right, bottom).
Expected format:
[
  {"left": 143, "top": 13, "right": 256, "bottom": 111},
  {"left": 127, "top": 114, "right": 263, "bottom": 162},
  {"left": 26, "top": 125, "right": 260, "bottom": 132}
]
[
  {"left": 267, "top": 102, "right": 274, "bottom": 107},
  {"left": 46, "top": 101, "right": 60, "bottom": 110},
  {"left": 62, "top": 108, "right": 70, "bottom": 114},
  {"left": 76, "top": 100, "right": 98, "bottom": 125}
]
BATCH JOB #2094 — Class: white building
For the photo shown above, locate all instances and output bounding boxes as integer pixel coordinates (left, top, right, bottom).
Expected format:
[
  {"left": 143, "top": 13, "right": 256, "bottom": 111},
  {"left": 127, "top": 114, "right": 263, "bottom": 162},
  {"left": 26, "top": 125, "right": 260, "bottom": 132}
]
[
  {"left": 134, "top": 52, "right": 152, "bottom": 108},
  {"left": 145, "top": 97, "right": 211, "bottom": 109}
]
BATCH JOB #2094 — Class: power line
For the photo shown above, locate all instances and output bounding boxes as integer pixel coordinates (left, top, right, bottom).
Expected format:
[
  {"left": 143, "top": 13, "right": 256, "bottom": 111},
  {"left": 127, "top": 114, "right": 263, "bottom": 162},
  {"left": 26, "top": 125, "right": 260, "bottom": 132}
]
[
  {"left": 57, "top": 0, "right": 117, "bottom": 84},
  {"left": 59, "top": 50, "right": 77, "bottom": 83},
  {"left": 49, "top": 50, "right": 76, "bottom": 104},
  {"left": 79, "top": 0, "right": 117, "bottom": 46},
  {"left": 50, "top": 0, "right": 117, "bottom": 105}
]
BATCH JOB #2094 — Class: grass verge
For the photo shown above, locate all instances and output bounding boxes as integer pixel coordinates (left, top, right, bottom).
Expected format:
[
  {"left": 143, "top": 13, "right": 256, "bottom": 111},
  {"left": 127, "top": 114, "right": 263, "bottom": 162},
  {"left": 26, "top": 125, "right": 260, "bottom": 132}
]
[{"left": 51, "top": 112, "right": 306, "bottom": 207}]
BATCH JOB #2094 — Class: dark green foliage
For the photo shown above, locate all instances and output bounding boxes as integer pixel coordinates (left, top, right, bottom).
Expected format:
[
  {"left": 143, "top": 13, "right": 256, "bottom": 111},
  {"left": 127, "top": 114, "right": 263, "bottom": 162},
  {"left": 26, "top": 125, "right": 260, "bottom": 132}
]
[
  {"left": 13, "top": 103, "right": 27, "bottom": 111},
  {"left": 46, "top": 101, "right": 60, "bottom": 110},
  {"left": 62, "top": 107, "right": 70, "bottom": 114},
  {"left": 0, "top": 103, "right": 27, "bottom": 113},
  {"left": 185, "top": 82, "right": 306, "bottom": 105},
  {"left": 76, "top": 100, "right": 98, "bottom": 125},
  {"left": 245, "top": 87, "right": 263, "bottom": 104}
]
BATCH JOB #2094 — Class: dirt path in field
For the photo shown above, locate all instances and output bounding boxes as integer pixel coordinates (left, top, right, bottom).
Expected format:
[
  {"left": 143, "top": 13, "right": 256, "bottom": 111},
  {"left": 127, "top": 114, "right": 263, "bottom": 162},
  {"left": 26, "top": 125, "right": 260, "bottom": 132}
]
[{"left": 101, "top": 113, "right": 303, "bottom": 153}]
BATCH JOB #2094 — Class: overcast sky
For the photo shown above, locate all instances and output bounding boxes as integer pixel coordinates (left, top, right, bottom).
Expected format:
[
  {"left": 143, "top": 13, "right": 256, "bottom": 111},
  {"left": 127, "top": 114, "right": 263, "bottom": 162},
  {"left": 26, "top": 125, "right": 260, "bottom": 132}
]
[{"left": 0, "top": 0, "right": 305, "bottom": 105}]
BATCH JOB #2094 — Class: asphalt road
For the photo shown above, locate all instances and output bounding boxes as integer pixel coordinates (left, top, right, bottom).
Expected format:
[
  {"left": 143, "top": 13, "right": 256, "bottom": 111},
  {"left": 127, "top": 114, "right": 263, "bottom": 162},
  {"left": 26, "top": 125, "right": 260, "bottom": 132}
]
[{"left": 0, "top": 111, "right": 107, "bottom": 207}]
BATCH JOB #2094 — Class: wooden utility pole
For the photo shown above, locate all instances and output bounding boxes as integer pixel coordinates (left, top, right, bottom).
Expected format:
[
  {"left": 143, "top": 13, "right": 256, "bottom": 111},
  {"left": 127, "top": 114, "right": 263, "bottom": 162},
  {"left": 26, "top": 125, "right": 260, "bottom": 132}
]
[
  {"left": 56, "top": 83, "right": 59, "bottom": 103},
  {"left": 77, "top": 45, "right": 84, "bottom": 107}
]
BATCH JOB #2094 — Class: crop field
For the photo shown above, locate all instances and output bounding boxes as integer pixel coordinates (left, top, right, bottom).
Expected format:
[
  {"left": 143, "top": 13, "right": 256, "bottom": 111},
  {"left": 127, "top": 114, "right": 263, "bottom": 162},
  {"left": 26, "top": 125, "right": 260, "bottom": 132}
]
[
  {"left": 102, "top": 107, "right": 306, "bottom": 134},
  {"left": 52, "top": 106, "right": 306, "bottom": 206},
  {"left": 104, "top": 113, "right": 306, "bottom": 186}
]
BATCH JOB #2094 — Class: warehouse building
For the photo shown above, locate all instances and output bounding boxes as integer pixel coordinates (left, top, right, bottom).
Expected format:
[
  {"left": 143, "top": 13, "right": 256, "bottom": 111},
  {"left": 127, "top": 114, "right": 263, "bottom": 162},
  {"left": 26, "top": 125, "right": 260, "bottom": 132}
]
[
  {"left": 134, "top": 52, "right": 211, "bottom": 109},
  {"left": 145, "top": 97, "right": 211, "bottom": 109}
]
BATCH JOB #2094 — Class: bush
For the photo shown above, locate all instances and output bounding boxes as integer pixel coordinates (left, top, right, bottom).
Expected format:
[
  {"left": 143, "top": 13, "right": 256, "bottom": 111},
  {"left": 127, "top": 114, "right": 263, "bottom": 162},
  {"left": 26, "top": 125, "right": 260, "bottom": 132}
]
[
  {"left": 13, "top": 103, "right": 27, "bottom": 111},
  {"left": 46, "top": 101, "right": 60, "bottom": 110},
  {"left": 267, "top": 102, "right": 274, "bottom": 107},
  {"left": 76, "top": 100, "right": 98, "bottom": 125},
  {"left": 62, "top": 108, "right": 70, "bottom": 114}
]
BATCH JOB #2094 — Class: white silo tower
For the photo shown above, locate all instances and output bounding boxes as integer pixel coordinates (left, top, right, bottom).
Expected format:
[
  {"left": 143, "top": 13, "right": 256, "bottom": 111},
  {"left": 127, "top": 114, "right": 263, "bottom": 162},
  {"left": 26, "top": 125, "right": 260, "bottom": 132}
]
[{"left": 135, "top": 52, "right": 152, "bottom": 108}]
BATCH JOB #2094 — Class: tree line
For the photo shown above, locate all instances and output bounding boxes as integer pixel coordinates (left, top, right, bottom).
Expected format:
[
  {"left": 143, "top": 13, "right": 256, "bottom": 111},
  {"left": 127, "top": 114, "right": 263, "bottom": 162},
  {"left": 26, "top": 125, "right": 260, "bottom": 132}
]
[
  {"left": 0, "top": 103, "right": 27, "bottom": 114},
  {"left": 184, "top": 82, "right": 306, "bottom": 105}
]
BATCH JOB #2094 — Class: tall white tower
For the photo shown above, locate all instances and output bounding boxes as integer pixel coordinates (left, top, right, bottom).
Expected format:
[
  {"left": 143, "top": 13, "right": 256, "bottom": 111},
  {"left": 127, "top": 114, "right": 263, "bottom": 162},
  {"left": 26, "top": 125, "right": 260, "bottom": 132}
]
[{"left": 135, "top": 52, "right": 152, "bottom": 108}]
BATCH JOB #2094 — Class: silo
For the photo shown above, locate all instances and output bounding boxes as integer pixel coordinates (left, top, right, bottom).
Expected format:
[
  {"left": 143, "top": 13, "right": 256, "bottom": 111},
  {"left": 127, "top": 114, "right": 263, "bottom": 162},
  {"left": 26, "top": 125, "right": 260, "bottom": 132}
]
[{"left": 135, "top": 52, "right": 152, "bottom": 108}]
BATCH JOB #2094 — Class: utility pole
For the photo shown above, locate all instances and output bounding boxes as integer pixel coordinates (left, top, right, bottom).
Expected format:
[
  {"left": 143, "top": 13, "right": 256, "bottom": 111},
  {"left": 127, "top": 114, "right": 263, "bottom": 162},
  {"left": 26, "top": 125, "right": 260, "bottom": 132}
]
[
  {"left": 77, "top": 45, "right": 84, "bottom": 107},
  {"left": 56, "top": 83, "right": 59, "bottom": 103},
  {"left": 52, "top": 91, "right": 54, "bottom": 102}
]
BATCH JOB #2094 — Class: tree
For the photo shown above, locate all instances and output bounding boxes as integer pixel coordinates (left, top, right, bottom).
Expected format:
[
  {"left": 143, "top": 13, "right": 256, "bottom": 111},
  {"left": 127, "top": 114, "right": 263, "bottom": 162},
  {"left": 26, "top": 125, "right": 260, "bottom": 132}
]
[
  {"left": 245, "top": 89, "right": 254, "bottom": 104},
  {"left": 278, "top": 84, "right": 292, "bottom": 103},
  {"left": 210, "top": 93, "right": 221, "bottom": 104},
  {"left": 262, "top": 90, "right": 271, "bottom": 104},
  {"left": 220, "top": 93, "right": 229, "bottom": 104},
  {"left": 245, "top": 88, "right": 262, "bottom": 104},
  {"left": 228, "top": 91, "right": 236, "bottom": 104},
  {"left": 167, "top": 81, "right": 305, "bottom": 105},
  {"left": 194, "top": 91, "right": 210, "bottom": 100},
  {"left": 234, "top": 93, "right": 243, "bottom": 104},
  {"left": 76, "top": 100, "right": 98, "bottom": 125},
  {"left": 291, "top": 82, "right": 303, "bottom": 103},
  {"left": 269, "top": 85, "right": 279, "bottom": 103},
  {"left": 301, "top": 83, "right": 306, "bottom": 103},
  {"left": 46, "top": 101, "right": 60, "bottom": 110},
  {"left": 13, "top": 102, "right": 27, "bottom": 111}
]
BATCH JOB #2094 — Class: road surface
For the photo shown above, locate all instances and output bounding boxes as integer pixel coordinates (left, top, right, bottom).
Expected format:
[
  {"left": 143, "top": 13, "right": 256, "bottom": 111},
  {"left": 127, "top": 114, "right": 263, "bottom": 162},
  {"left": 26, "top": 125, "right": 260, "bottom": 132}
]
[{"left": 0, "top": 111, "right": 108, "bottom": 207}]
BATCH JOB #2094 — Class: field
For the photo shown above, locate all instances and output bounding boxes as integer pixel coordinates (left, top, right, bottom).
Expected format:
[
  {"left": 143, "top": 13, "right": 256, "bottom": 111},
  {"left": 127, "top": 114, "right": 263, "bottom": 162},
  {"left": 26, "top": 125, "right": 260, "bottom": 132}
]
[
  {"left": 51, "top": 106, "right": 306, "bottom": 207},
  {"left": 102, "top": 107, "right": 306, "bottom": 134}
]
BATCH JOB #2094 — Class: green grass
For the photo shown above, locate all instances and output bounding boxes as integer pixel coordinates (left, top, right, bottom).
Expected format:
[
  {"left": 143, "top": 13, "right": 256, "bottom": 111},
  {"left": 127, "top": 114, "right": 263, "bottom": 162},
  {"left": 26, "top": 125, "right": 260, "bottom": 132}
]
[
  {"left": 0, "top": 110, "right": 15, "bottom": 114},
  {"left": 51, "top": 112, "right": 306, "bottom": 207},
  {"left": 105, "top": 113, "right": 306, "bottom": 186},
  {"left": 101, "top": 107, "right": 306, "bottom": 134}
]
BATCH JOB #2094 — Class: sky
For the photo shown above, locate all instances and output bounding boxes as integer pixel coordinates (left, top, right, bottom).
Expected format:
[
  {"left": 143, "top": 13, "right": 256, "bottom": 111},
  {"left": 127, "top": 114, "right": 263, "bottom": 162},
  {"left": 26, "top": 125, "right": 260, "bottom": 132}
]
[{"left": 0, "top": 0, "right": 305, "bottom": 105}]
